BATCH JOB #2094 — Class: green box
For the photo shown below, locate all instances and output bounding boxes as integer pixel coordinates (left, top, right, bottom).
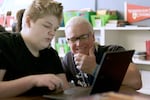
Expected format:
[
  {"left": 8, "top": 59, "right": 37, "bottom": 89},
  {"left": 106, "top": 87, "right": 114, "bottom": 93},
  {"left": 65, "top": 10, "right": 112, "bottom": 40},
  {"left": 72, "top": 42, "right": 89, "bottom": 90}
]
[
  {"left": 63, "top": 11, "right": 77, "bottom": 25},
  {"left": 55, "top": 43, "right": 70, "bottom": 55},
  {"left": 91, "top": 15, "right": 101, "bottom": 27},
  {"left": 63, "top": 11, "right": 96, "bottom": 26},
  {"left": 91, "top": 15, "right": 110, "bottom": 27},
  {"left": 76, "top": 11, "right": 96, "bottom": 23},
  {"left": 100, "top": 15, "right": 110, "bottom": 26}
]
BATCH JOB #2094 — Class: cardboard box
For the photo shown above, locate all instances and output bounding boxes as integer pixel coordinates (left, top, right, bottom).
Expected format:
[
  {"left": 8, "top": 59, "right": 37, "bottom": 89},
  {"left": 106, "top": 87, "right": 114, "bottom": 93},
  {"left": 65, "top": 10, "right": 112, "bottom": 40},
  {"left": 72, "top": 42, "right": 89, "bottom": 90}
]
[{"left": 97, "top": 9, "right": 108, "bottom": 15}]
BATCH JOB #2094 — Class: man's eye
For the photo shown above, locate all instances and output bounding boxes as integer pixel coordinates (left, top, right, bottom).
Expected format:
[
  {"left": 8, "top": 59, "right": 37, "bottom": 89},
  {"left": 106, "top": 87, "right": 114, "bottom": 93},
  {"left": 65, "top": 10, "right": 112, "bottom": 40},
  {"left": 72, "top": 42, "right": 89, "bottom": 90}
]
[
  {"left": 80, "top": 34, "right": 89, "bottom": 39},
  {"left": 81, "top": 36, "right": 87, "bottom": 39},
  {"left": 70, "top": 38, "right": 76, "bottom": 41},
  {"left": 70, "top": 38, "right": 77, "bottom": 42}
]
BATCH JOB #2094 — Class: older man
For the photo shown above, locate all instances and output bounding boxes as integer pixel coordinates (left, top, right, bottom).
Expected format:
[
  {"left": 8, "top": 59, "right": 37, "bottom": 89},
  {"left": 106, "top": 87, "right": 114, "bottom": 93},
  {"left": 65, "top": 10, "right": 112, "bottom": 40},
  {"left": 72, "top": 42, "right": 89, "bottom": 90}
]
[{"left": 62, "top": 16, "right": 142, "bottom": 90}]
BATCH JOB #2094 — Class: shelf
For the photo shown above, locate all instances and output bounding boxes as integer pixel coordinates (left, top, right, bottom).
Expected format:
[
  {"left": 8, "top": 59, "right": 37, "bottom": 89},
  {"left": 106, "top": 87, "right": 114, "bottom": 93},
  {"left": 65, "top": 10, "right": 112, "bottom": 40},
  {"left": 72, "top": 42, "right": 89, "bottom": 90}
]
[
  {"left": 107, "top": 27, "right": 150, "bottom": 30},
  {"left": 58, "top": 26, "right": 150, "bottom": 31},
  {"left": 101, "top": 27, "right": 150, "bottom": 30},
  {"left": 58, "top": 27, "right": 101, "bottom": 31},
  {"left": 133, "top": 58, "right": 150, "bottom": 65},
  {"left": 6, "top": 26, "right": 150, "bottom": 32}
]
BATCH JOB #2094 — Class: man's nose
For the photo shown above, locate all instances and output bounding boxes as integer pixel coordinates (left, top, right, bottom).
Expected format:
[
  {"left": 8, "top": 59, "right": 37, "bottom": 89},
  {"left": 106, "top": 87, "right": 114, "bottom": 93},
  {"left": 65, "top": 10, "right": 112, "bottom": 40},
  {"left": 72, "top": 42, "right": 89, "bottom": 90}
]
[{"left": 75, "top": 39, "right": 82, "bottom": 46}]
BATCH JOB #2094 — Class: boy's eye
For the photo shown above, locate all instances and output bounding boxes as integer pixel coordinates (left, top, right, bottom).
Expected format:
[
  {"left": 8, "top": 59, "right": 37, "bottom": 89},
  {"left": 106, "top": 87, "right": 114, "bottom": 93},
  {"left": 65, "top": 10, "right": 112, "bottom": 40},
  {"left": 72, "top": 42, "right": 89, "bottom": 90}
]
[
  {"left": 43, "top": 24, "right": 51, "bottom": 28},
  {"left": 54, "top": 28, "right": 59, "bottom": 32}
]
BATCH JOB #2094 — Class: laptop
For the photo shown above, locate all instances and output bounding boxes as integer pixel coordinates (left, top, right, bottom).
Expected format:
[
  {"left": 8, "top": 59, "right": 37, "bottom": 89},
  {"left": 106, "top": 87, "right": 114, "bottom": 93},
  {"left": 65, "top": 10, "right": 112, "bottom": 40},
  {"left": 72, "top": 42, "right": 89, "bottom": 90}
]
[{"left": 43, "top": 50, "right": 135, "bottom": 100}]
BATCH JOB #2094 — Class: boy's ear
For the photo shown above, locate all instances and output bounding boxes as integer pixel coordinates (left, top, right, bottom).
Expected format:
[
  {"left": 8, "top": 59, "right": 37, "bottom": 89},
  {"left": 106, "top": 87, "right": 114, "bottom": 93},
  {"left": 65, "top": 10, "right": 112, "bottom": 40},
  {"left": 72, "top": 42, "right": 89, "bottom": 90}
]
[{"left": 25, "top": 16, "right": 31, "bottom": 28}]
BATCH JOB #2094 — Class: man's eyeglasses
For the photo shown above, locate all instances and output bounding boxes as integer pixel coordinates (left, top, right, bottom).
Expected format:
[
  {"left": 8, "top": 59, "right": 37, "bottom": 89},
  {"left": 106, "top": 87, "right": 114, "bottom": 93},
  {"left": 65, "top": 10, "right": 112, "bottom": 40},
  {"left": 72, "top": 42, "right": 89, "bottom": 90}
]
[{"left": 67, "top": 33, "right": 90, "bottom": 43}]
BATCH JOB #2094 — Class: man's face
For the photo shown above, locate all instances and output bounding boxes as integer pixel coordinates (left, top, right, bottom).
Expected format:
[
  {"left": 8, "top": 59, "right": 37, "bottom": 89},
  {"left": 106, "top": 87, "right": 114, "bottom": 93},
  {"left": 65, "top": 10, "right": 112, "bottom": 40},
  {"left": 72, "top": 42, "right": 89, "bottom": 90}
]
[
  {"left": 28, "top": 15, "right": 59, "bottom": 50},
  {"left": 66, "top": 23, "right": 95, "bottom": 55}
]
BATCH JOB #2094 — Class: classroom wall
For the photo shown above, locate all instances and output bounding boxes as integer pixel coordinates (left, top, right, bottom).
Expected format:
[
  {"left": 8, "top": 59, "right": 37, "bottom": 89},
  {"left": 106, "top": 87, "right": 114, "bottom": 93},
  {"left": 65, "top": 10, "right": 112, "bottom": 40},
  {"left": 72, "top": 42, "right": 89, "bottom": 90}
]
[
  {"left": 0, "top": 0, "right": 150, "bottom": 26},
  {"left": 58, "top": 0, "right": 150, "bottom": 26},
  {"left": 97, "top": 0, "right": 150, "bottom": 26},
  {"left": 0, "top": 0, "right": 96, "bottom": 14},
  {"left": 56, "top": 0, "right": 96, "bottom": 11},
  {"left": 55, "top": 0, "right": 150, "bottom": 26},
  {"left": 97, "top": 0, "right": 149, "bottom": 18},
  {"left": 0, "top": 0, "right": 33, "bottom": 16}
]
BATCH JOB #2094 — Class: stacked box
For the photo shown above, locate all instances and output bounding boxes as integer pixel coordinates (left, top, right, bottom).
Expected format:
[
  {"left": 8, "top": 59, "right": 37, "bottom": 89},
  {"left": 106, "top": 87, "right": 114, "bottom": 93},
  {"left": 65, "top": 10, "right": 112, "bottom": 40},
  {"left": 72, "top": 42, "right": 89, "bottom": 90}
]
[
  {"left": 63, "top": 11, "right": 96, "bottom": 26},
  {"left": 91, "top": 15, "right": 101, "bottom": 27},
  {"left": 76, "top": 11, "right": 96, "bottom": 23},
  {"left": 100, "top": 15, "right": 110, "bottom": 26},
  {"left": 63, "top": 11, "right": 77, "bottom": 25},
  {"left": 91, "top": 15, "right": 110, "bottom": 27}
]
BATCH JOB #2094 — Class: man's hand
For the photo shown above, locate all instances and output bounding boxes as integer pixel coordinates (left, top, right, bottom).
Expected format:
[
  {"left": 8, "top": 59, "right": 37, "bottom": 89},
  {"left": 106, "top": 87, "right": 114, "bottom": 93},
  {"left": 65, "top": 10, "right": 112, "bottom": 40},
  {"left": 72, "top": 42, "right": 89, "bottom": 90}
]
[{"left": 74, "top": 47, "right": 96, "bottom": 74}]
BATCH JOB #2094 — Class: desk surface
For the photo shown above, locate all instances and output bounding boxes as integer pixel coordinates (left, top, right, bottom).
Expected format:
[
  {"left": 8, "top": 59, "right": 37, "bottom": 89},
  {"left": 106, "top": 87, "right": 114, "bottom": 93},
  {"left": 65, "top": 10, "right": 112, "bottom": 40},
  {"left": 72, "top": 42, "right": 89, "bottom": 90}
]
[{"left": 2, "top": 86, "right": 150, "bottom": 100}]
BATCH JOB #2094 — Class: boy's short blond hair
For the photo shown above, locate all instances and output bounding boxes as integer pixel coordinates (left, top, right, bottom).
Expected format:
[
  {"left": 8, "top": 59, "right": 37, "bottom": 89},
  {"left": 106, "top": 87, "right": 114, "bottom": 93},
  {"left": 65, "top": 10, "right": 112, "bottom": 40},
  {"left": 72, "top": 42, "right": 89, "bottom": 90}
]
[{"left": 24, "top": 0, "right": 63, "bottom": 24}]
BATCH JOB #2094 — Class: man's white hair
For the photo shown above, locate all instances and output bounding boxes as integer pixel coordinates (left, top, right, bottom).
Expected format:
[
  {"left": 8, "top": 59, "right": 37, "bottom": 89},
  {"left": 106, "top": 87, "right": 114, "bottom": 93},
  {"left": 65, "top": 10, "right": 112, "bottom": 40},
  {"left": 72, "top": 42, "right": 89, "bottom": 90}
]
[{"left": 65, "top": 16, "right": 93, "bottom": 35}]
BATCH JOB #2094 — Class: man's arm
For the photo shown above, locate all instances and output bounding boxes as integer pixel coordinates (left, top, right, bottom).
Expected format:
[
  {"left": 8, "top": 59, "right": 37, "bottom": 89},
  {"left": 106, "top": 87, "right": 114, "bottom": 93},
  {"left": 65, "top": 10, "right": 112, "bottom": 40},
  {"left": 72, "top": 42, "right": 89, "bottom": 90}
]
[
  {"left": 107, "top": 45, "right": 142, "bottom": 90},
  {"left": 122, "top": 63, "right": 142, "bottom": 90}
]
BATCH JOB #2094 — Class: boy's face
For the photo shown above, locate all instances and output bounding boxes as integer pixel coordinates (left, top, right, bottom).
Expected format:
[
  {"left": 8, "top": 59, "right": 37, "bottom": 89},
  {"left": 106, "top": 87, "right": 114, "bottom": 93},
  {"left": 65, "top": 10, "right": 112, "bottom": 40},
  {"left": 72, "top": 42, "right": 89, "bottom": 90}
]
[
  {"left": 27, "top": 15, "right": 59, "bottom": 50},
  {"left": 66, "top": 23, "right": 95, "bottom": 55}
]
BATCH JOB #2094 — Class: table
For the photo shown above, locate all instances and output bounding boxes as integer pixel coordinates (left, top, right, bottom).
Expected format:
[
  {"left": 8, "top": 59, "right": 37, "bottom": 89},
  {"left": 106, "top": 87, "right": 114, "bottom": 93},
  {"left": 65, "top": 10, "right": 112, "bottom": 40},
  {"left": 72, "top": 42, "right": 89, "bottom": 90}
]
[{"left": 2, "top": 86, "right": 150, "bottom": 100}]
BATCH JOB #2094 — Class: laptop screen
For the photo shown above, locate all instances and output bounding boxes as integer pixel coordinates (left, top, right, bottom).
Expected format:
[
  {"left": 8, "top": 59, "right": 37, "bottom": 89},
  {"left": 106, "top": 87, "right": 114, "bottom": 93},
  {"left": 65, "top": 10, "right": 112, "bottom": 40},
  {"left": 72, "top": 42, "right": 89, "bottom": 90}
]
[{"left": 90, "top": 50, "right": 135, "bottom": 94}]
